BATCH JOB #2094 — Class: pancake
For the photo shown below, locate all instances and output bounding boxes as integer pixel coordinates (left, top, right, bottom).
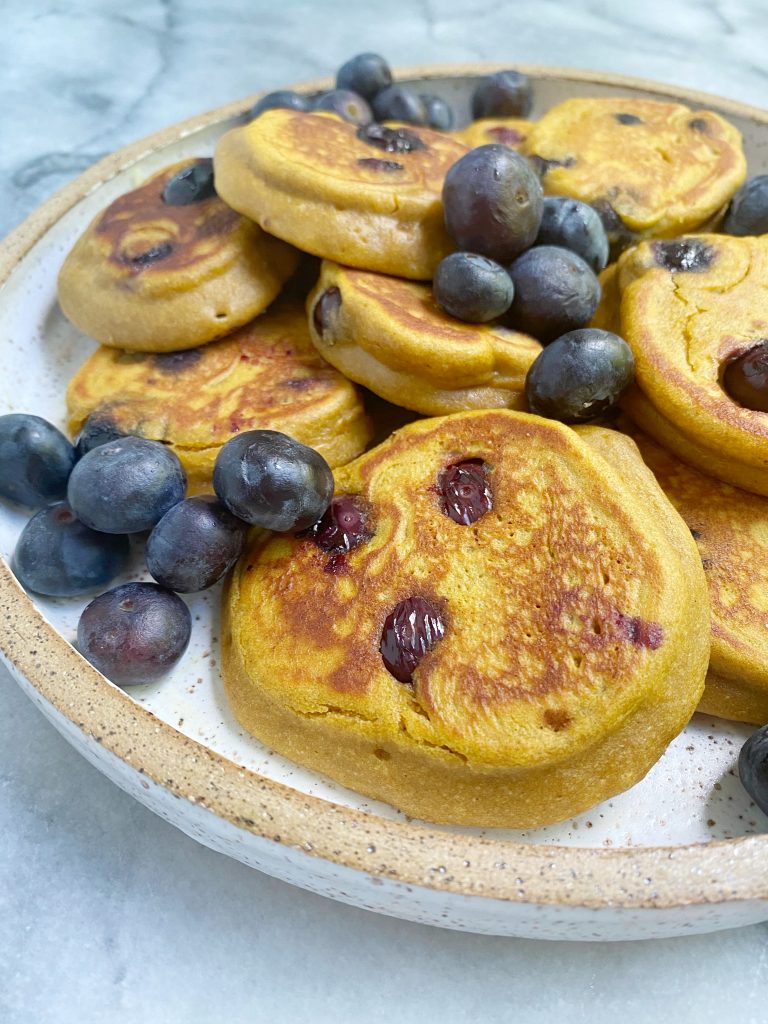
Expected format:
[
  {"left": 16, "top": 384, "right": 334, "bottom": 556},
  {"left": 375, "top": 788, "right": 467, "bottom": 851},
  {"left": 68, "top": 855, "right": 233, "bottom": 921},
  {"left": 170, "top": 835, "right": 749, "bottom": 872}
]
[
  {"left": 57, "top": 159, "right": 300, "bottom": 352},
  {"left": 306, "top": 261, "right": 541, "bottom": 415},
  {"left": 614, "top": 233, "right": 768, "bottom": 495},
  {"left": 522, "top": 98, "right": 746, "bottom": 252},
  {"left": 456, "top": 117, "right": 532, "bottom": 150},
  {"left": 213, "top": 110, "right": 468, "bottom": 279},
  {"left": 66, "top": 299, "right": 372, "bottom": 494},
  {"left": 222, "top": 410, "right": 709, "bottom": 828}
]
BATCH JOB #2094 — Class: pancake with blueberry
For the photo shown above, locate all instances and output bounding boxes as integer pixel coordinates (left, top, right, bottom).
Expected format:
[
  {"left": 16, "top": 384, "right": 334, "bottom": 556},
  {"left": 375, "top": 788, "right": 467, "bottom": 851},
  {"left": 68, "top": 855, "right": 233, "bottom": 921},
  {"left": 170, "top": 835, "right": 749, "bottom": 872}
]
[
  {"left": 614, "top": 233, "right": 768, "bottom": 495},
  {"left": 66, "top": 299, "right": 372, "bottom": 494},
  {"left": 306, "top": 261, "right": 541, "bottom": 415},
  {"left": 57, "top": 159, "right": 300, "bottom": 353},
  {"left": 456, "top": 116, "right": 532, "bottom": 150},
  {"left": 222, "top": 409, "right": 709, "bottom": 828},
  {"left": 213, "top": 109, "right": 468, "bottom": 279},
  {"left": 522, "top": 98, "right": 746, "bottom": 255}
]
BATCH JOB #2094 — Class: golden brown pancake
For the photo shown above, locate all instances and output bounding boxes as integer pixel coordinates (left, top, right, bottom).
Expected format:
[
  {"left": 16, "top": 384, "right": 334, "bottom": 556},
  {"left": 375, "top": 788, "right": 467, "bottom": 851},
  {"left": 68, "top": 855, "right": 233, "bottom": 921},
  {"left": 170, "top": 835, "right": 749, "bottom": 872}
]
[
  {"left": 213, "top": 110, "right": 468, "bottom": 279},
  {"left": 456, "top": 117, "right": 532, "bottom": 150},
  {"left": 66, "top": 299, "right": 372, "bottom": 494},
  {"left": 306, "top": 261, "right": 541, "bottom": 415},
  {"left": 522, "top": 98, "right": 746, "bottom": 248},
  {"left": 57, "top": 159, "right": 300, "bottom": 352},
  {"left": 222, "top": 410, "right": 709, "bottom": 827}
]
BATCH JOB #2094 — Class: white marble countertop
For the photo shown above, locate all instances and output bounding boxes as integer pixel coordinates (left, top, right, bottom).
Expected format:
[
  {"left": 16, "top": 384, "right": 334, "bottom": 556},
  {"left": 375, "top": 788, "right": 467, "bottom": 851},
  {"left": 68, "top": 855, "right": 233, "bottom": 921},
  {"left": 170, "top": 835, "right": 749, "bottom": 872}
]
[{"left": 3, "top": 2, "right": 768, "bottom": 1021}]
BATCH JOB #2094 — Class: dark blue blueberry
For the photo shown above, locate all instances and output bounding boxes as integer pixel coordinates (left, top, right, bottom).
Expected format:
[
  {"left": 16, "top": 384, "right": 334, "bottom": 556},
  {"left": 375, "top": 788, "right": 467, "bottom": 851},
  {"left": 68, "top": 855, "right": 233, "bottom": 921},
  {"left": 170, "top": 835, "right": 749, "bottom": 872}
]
[
  {"left": 312, "top": 286, "right": 342, "bottom": 341},
  {"left": 146, "top": 495, "right": 247, "bottom": 592},
  {"left": 723, "top": 175, "right": 768, "bottom": 236},
  {"left": 161, "top": 159, "right": 216, "bottom": 205},
  {"left": 11, "top": 502, "right": 130, "bottom": 597},
  {"left": 371, "top": 85, "right": 427, "bottom": 125},
  {"left": 535, "top": 196, "right": 609, "bottom": 273},
  {"left": 471, "top": 70, "right": 533, "bottom": 119},
  {"left": 213, "top": 429, "right": 333, "bottom": 531},
  {"left": 304, "top": 494, "right": 373, "bottom": 553},
  {"left": 336, "top": 53, "right": 392, "bottom": 101},
  {"left": 653, "top": 239, "right": 714, "bottom": 272},
  {"left": 443, "top": 145, "right": 543, "bottom": 262},
  {"left": 77, "top": 582, "right": 191, "bottom": 686},
  {"left": 356, "top": 123, "right": 426, "bottom": 153},
  {"left": 507, "top": 245, "right": 600, "bottom": 343},
  {"left": 313, "top": 89, "right": 372, "bottom": 126},
  {"left": 420, "top": 94, "right": 454, "bottom": 131},
  {"left": 614, "top": 112, "right": 643, "bottom": 125},
  {"left": 74, "top": 413, "right": 128, "bottom": 460},
  {"left": 67, "top": 437, "right": 187, "bottom": 534},
  {"left": 0, "top": 413, "right": 76, "bottom": 508},
  {"left": 437, "top": 460, "right": 492, "bottom": 525},
  {"left": 433, "top": 252, "right": 514, "bottom": 323},
  {"left": 591, "top": 199, "right": 637, "bottom": 261},
  {"left": 722, "top": 340, "right": 768, "bottom": 412},
  {"left": 738, "top": 724, "right": 768, "bottom": 817},
  {"left": 121, "top": 242, "right": 173, "bottom": 267},
  {"left": 525, "top": 327, "right": 635, "bottom": 423},
  {"left": 249, "top": 90, "right": 312, "bottom": 120},
  {"left": 380, "top": 596, "right": 445, "bottom": 684}
]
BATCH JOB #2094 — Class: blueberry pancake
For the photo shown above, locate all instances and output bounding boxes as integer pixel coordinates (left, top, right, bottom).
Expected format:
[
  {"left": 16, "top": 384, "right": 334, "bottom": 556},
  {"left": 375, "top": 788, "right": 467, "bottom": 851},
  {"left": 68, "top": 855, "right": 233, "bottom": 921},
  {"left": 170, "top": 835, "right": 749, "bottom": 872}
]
[
  {"left": 66, "top": 300, "right": 372, "bottom": 494},
  {"left": 213, "top": 110, "right": 468, "bottom": 279},
  {"left": 58, "top": 159, "right": 300, "bottom": 352},
  {"left": 456, "top": 116, "right": 532, "bottom": 150},
  {"left": 306, "top": 261, "right": 541, "bottom": 415},
  {"left": 222, "top": 410, "right": 708, "bottom": 827},
  {"left": 523, "top": 98, "right": 746, "bottom": 253}
]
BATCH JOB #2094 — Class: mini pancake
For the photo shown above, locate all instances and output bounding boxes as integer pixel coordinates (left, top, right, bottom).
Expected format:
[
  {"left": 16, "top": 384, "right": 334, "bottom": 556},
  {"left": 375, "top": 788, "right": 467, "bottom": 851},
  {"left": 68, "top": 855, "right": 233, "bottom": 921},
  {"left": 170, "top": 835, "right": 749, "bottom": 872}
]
[
  {"left": 522, "top": 98, "right": 746, "bottom": 251},
  {"left": 222, "top": 410, "right": 708, "bottom": 828},
  {"left": 57, "top": 159, "right": 300, "bottom": 352},
  {"left": 456, "top": 117, "right": 532, "bottom": 150},
  {"left": 618, "top": 421, "right": 768, "bottom": 725},
  {"left": 615, "top": 233, "right": 768, "bottom": 495},
  {"left": 213, "top": 110, "right": 468, "bottom": 279},
  {"left": 306, "top": 261, "right": 541, "bottom": 415},
  {"left": 66, "top": 299, "right": 372, "bottom": 494}
]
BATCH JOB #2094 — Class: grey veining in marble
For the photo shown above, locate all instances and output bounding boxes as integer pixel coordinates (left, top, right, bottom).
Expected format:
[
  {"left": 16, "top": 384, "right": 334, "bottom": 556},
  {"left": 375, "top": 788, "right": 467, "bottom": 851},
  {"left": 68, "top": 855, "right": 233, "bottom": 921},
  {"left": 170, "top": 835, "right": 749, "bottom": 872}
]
[{"left": 3, "top": 1, "right": 768, "bottom": 1021}]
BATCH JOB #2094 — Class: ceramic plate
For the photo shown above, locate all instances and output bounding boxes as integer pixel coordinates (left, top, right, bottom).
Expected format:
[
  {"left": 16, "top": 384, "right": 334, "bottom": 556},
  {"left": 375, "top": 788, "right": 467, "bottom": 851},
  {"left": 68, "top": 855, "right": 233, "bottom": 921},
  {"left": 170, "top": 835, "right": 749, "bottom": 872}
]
[{"left": 2, "top": 65, "right": 768, "bottom": 942}]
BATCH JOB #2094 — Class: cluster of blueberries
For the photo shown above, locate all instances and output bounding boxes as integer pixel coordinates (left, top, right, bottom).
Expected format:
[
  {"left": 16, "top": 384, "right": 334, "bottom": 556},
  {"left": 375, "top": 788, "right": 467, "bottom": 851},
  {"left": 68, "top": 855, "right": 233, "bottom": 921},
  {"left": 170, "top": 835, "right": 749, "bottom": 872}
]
[{"left": 0, "top": 416, "right": 334, "bottom": 686}]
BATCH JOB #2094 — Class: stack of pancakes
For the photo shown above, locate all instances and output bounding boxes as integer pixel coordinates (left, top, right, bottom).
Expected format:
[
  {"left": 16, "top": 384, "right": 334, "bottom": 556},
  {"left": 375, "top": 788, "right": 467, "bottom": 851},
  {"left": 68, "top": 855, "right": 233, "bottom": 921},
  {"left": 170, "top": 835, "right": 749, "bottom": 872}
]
[{"left": 58, "top": 91, "right": 765, "bottom": 828}]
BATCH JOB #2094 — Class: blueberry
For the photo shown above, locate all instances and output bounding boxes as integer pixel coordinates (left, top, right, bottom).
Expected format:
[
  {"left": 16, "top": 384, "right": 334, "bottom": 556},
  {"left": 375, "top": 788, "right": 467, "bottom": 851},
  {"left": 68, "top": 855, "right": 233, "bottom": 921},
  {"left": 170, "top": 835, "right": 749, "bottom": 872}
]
[
  {"left": 67, "top": 437, "right": 187, "bottom": 534},
  {"left": 161, "top": 158, "right": 216, "bottom": 205},
  {"left": 74, "top": 413, "right": 128, "bottom": 460},
  {"left": 738, "top": 725, "right": 768, "bottom": 817},
  {"left": 507, "top": 245, "right": 601, "bottom": 343},
  {"left": 723, "top": 175, "right": 768, "bottom": 236},
  {"left": 433, "top": 252, "right": 514, "bottom": 323},
  {"left": 420, "top": 94, "right": 454, "bottom": 131},
  {"left": 380, "top": 596, "right": 446, "bottom": 684},
  {"left": 146, "top": 495, "right": 247, "bottom": 592},
  {"left": 443, "top": 145, "right": 543, "bottom": 262},
  {"left": 653, "top": 239, "right": 714, "bottom": 273},
  {"left": 535, "top": 197, "right": 609, "bottom": 273},
  {"left": 11, "top": 502, "right": 130, "bottom": 597},
  {"left": 371, "top": 85, "right": 427, "bottom": 125},
  {"left": 336, "top": 53, "right": 392, "bottom": 101},
  {"left": 213, "top": 429, "right": 333, "bottom": 531},
  {"left": 249, "top": 90, "right": 312, "bottom": 120},
  {"left": 525, "top": 328, "right": 635, "bottom": 423},
  {"left": 437, "top": 459, "right": 492, "bottom": 525},
  {"left": 356, "top": 123, "right": 426, "bottom": 153},
  {"left": 471, "top": 70, "right": 533, "bottom": 119},
  {"left": 304, "top": 494, "right": 373, "bottom": 553},
  {"left": 0, "top": 413, "right": 76, "bottom": 508},
  {"left": 722, "top": 341, "right": 768, "bottom": 412},
  {"left": 591, "top": 199, "right": 637, "bottom": 261},
  {"left": 313, "top": 89, "right": 372, "bottom": 126},
  {"left": 77, "top": 582, "right": 191, "bottom": 687}
]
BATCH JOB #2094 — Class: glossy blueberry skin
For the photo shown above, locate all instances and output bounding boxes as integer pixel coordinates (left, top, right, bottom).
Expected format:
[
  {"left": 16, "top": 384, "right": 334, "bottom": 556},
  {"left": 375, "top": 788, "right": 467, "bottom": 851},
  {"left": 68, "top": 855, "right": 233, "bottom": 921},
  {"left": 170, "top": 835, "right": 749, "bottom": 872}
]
[
  {"left": 313, "top": 88, "right": 372, "bottom": 126},
  {"left": 420, "top": 94, "right": 454, "bottom": 131},
  {"left": 443, "top": 145, "right": 543, "bottom": 262},
  {"left": 11, "top": 501, "right": 130, "bottom": 597},
  {"left": 67, "top": 437, "right": 187, "bottom": 534},
  {"left": 0, "top": 413, "right": 76, "bottom": 508},
  {"left": 507, "top": 245, "right": 601, "bottom": 343},
  {"left": 372, "top": 85, "right": 427, "bottom": 125},
  {"left": 535, "top": 196, "right": 610, "bottom": 273},
  {"left": 77, "top": 582, "right": 191, "bottom": 687},
  {"left": 336, "top": 52, "right": 392, "bottom": 101},
  {"left": 161, "top": 158, "right": 216, "bottom": 205},
  {"left": 74, "top": 413, "right": 128, "bottom": 460},
  {"left": 721, "top": 341, "right": 768, "bottom": 412},
  {"left": 471, "top": 70, "right": 533, "bottom": 119},
  {"left": 434, "top": 252, "right": 514, "bottom": 322},
  {"left": 738, "top": 724, "right": 768, "bottom": 817},
  {"left": 723, "top": 175, "right": 768, "bottom": 236},
  {"left": 146, "top": 495, "right": 247, "bottom": 592},
  {"left": 380, "top": 596, "right": 446, "bottom": 684},
  {"left": 525, "top": 328, "right": 635, "bottom": 423},
  {"left": 249, "top": 90, "right": 311, "bottom": 120},
  {"left": 213, "top": 430, "right": 334, "bottom": 532}
]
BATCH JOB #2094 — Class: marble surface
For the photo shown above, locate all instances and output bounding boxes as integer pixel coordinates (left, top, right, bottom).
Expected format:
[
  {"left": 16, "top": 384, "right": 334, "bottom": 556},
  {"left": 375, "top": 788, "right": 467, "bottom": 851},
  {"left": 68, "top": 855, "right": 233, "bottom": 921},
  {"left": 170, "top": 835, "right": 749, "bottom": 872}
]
[{"left": 2, "top": 1, "right": 768, "bottom": 1021}]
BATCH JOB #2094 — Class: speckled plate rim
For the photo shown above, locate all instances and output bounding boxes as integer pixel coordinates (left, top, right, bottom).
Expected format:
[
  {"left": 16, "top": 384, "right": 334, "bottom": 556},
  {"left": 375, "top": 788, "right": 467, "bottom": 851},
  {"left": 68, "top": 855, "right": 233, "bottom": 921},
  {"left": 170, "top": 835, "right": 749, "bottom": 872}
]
[{"left": 2, "top": 63, "right": 768, "bottom": 914}]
